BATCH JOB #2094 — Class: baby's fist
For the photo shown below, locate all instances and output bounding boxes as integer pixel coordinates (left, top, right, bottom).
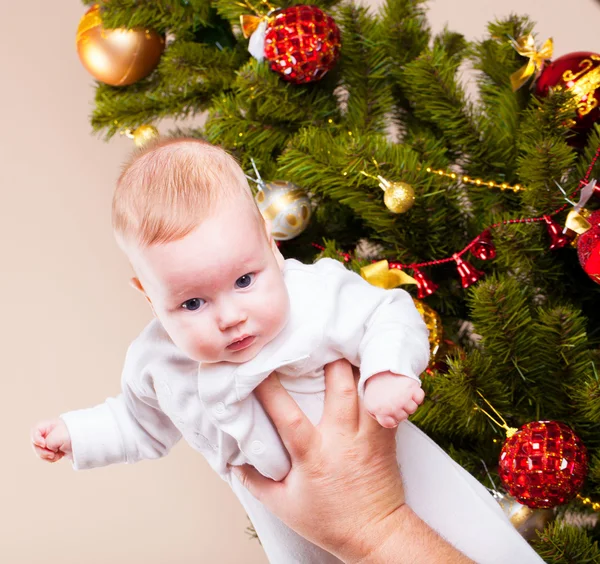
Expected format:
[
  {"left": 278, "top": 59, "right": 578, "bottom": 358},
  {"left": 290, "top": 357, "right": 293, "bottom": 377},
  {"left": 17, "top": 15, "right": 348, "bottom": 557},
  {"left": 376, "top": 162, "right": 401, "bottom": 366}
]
[
  {"left": 363, "top": 372, "right": 425, "bottom": 428},
  {"left": 31, "top": 419, "right": 72, "bottom": 463}
]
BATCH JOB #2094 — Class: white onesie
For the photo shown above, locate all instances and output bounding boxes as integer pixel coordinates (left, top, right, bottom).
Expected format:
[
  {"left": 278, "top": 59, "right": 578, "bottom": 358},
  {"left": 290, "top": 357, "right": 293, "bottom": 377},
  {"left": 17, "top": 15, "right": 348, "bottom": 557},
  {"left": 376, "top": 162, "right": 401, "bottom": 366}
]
[{"left": 61, "top": 258, "right": 543, "bottom": 563}]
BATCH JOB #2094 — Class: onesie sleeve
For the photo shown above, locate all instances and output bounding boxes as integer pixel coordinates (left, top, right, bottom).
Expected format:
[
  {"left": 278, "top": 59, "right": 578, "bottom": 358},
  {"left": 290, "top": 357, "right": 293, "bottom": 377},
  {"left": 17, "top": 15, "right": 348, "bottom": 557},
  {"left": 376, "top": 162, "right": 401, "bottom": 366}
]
[
  {"left": 321, "top": 259, "right": 430, "bottom": 397},
  {"left": 60, "top": 328, "right": 182, "bottom": 471}
]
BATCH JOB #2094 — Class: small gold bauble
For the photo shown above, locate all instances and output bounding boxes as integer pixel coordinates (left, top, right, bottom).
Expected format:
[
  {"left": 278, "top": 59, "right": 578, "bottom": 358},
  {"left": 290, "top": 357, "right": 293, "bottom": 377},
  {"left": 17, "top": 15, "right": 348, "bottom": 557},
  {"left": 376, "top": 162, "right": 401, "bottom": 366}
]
[
  {"left": 76, "top": 4, "right": 165, "bottom": 86},
  {"left": 255, "top": 181, "right": 311, "bottom": 241},
  {"left": 498, "top": 494, "right": 555, "bottom": 541},
  {"left": 384, "top": 181, "right": 415, "bottom": 213},
  {"left": 412, "top": 298, "right": 443, "bottom": 359},
  {"left": 132, "top": 125, "right": 159, "bottom": 147}
]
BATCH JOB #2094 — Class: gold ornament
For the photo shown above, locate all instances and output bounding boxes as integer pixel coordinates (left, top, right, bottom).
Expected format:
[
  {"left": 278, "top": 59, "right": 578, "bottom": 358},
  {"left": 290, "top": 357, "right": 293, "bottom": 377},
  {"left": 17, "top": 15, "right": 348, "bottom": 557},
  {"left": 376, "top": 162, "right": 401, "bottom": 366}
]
[
  {"left": 413, "top": 298, "right": 443, "bottom": 360},
  {"left": 128, "top": 125, "right": 159, "bottom": 148},
  {"left": 361, "top": 263, "right": 454, "bottom": 372},
  {"left": 255, "top": 181, "right": 311, "bottom": 240},
  {"left": 359, "top": 168, "right": 415, "bottom": 213},
  {"left": 360, "top": 260, "right": 417, "bottom": 289},
  {"left": 380, "top": 177, "right": 415, "bottom": 213},
  {"left": 497, "top": 494, "right": 555, "bottom": 541},
  {"left": 76, "top": 4, "right": 165, "bottom": 86}
]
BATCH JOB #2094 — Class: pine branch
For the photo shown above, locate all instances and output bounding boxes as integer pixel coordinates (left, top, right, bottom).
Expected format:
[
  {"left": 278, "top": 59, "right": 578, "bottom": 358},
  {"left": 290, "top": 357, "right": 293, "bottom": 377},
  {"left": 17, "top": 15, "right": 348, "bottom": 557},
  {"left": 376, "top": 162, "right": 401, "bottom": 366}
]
[
  {"left": 337, "top": 3, "right": 393, "bottom": 134},
  {"left": 532, "top": 522, "right": 600, "bottom": 563},
  {"left": 516, "top": 92, "right": 578, "bottom": 211},
  {"left": 410, "top": 350, "right": 511, "bottom": 441},
  {"left": 468, "top": 274, "right": 538, "bottom": 399},
  {"left": 96, "top": 0, "right": 212, "bottom": 35},
  {"left": 401, "top": 44, "right": 493, "bottom": 171}
]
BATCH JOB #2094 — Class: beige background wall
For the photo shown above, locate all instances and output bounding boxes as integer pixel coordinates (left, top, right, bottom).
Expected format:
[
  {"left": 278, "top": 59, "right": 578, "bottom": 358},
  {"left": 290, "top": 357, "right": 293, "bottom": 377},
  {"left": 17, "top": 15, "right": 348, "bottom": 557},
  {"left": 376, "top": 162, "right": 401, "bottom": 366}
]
[{"left": 2, "top": 1, "right": 599, "bottom": 562}]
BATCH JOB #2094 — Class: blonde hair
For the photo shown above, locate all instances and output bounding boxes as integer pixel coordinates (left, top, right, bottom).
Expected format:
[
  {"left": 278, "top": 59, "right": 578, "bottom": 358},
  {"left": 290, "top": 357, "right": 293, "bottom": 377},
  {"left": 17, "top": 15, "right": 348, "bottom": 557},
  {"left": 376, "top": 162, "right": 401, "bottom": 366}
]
[{"left": 112, "top": 137, "right": 260, "bottom": 247}]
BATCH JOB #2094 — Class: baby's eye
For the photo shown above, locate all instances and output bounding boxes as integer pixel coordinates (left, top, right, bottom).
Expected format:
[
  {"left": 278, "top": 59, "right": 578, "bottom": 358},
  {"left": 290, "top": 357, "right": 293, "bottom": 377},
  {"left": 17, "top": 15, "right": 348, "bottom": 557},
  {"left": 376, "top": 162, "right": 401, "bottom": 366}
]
[
  {"left": 235, "top": 273, "right": 255, "bottom": 289},
  {"left": 181, "top": 298, "right": 205, "bottom": 311}
]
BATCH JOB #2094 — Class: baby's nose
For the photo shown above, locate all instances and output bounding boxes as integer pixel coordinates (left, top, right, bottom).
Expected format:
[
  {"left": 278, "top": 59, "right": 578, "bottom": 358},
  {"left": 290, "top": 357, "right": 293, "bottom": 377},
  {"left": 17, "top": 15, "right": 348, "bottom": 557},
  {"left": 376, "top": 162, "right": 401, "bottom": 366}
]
[{"left": 217, "top": 304, "right": 247, "bottom": 331}]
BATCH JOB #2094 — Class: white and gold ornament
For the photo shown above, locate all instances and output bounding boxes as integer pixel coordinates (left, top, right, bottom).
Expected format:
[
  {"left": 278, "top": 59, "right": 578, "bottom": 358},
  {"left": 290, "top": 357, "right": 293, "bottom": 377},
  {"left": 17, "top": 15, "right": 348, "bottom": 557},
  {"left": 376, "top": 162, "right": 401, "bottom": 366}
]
[
  {"left": 256, "top": 180, "right": 311, "bottom": 240},
  {"left": 497, "top": 493, "right": 555, "bottom": 541},
  {"left": 246, "top": 160, "right": 311, "bottom": 241}
]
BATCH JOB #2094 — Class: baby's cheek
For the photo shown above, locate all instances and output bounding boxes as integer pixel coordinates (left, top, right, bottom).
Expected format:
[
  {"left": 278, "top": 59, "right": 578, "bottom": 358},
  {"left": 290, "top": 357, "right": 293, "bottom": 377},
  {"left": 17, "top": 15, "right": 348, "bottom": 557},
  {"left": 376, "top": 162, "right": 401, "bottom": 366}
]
[{"left": 264, "top": 291, "right": 289, "bottom": 334}]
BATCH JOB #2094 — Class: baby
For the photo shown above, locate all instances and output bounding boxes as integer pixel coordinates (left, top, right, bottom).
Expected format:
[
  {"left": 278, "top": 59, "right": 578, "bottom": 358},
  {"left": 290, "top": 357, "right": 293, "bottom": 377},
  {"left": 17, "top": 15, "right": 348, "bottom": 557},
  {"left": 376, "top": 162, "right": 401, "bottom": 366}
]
[{"left": 32, "top": 139, "right": 543, "bottom": 564}]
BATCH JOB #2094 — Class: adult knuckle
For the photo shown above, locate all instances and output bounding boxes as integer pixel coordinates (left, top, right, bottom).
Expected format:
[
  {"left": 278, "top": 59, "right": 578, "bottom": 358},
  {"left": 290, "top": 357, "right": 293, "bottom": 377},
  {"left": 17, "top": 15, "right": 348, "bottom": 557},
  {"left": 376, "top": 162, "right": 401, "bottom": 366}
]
[{"left": 338, "top": 383, "right": 356, "bottom": 400}]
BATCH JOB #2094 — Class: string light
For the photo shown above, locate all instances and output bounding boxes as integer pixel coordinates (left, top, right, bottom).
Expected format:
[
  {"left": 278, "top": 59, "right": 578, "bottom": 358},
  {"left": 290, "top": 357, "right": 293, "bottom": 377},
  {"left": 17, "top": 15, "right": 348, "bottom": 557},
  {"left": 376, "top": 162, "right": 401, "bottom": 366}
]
[
  {"left": 311, "top": 145, "right": 600, "bottom": 281},
  {"left": 388, "top": 145, "right": 600, "bottom": 270},
  {"left": 577, "top": 494, "right": 600, "bottom": 512},
  {"left": 425, "top": 167, "right": 524, "bottom": 193}
]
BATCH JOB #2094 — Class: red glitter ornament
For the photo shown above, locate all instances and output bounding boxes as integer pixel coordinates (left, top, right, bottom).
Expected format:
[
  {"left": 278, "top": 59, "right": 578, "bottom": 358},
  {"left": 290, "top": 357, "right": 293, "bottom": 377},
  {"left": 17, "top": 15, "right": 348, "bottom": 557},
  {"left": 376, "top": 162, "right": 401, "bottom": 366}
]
[
  {"left": 470, "top": 230, "right": 496, "bottom": 261},
  {"left": 544, "top": 215, "right": 574, "bottom": 250},
  {"left": 263, "top": 5, "right": 341, "bottom": 84},
  {"left": 499, "top": 421, "right": 588, "bottom": 509},
  {"left": 536, "top": 52, "right": 600, "bottom": 139},
  {"left": 577, "top": 209, "right": 600, "bottom": 284},
  {"left": 453, "top": 254, "right": 484, "bottom": 288},
  {"left": 412, "top": 267, "right": 439, "bottom": 298}
]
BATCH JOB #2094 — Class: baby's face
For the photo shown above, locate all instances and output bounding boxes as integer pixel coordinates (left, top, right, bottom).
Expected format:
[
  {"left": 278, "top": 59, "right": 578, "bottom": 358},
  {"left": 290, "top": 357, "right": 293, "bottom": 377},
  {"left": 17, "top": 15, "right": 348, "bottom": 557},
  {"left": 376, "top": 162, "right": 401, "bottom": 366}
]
[{"left": 128, "top": 203, "right": 290, "bottom": 364}]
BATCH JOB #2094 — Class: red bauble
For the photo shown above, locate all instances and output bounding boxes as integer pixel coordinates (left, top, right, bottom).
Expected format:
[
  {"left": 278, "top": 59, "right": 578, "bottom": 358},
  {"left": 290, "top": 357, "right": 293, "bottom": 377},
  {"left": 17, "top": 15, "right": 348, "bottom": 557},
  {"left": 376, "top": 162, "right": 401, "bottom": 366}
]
[
  {"left": 536, "top": 52, "right": 600, "bottom": 138},
  {"left": 264, "top": 5, "right": 341, "bottom": 84},
  {"left": 498, "top": 421, "right": 588, "bottom": 509},
  {"left": 577, "top": 209, "right": 600, "bottom": 284}
]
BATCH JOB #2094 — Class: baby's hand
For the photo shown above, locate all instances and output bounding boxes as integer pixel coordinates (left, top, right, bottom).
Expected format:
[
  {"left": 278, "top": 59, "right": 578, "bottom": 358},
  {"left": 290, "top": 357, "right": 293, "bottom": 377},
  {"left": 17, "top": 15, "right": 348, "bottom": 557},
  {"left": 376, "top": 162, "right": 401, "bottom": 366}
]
[
  {"left": 30, "top": 419, "right": 72, "bottom": 463},
  {"left": 363, "top": 371, "right": 425, "bottom": 428}
]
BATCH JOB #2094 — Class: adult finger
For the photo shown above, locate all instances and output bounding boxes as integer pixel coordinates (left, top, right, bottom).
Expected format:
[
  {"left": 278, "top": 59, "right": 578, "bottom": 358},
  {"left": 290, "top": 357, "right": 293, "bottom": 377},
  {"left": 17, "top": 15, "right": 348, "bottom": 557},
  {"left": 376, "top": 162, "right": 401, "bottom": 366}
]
[
  {"left": 320, "top": 360, "right": 359, "bottom": 433},
  {"left": 255, "top": 374, "right": 316, "bottom": 460},
  {"left": 231, "top": 464, "right": 281, "bottom": 505}
]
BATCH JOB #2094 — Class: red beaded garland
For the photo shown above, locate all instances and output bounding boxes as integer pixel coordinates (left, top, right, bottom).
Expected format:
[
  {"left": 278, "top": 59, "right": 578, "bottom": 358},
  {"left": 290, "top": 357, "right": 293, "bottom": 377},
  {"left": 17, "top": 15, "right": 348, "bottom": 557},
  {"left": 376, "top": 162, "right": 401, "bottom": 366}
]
[
  {"left": 264, "top": 5, "right": 341, "bottom": 84},
  {"left": 498, "top": 421, "right": 588, "bottom": 509},
  {"left": 577, "top": 210, "right": 600, "bottom": 285}
]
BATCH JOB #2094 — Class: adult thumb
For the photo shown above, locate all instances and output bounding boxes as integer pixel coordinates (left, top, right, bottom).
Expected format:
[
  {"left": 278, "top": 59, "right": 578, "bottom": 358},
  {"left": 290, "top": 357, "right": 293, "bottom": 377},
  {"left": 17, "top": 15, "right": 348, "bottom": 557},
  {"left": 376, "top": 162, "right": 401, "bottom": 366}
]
[{"left": 231, "top": 464, "right": 276, "bottom": 504}]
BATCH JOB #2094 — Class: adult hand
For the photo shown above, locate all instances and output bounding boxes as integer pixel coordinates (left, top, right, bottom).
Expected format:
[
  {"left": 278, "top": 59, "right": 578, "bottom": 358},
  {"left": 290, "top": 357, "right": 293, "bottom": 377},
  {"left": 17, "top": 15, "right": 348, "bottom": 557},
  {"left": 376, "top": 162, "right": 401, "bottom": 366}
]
[
  {"left": 233, "top": 359, "right": 402, "bottom": 561},
  {"left": 232, "top": 360, "right": 473, "bottom": 563}
]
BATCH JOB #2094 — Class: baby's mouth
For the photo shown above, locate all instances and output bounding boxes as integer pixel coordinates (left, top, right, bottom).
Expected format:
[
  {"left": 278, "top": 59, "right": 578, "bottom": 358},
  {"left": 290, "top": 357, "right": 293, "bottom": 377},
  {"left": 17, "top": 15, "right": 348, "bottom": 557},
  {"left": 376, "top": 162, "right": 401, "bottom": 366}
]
[{"left": 226, "top": 335, "right": 256, "bottom": 351}]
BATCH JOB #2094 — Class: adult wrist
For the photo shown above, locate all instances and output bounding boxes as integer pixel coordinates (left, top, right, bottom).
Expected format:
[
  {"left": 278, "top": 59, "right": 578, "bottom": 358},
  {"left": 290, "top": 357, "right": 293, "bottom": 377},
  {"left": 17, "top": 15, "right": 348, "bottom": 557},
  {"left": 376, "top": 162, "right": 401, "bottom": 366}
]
[
  {"left": 338, "top": 502, "right": 408, "bottom": 564},
  {"left": 349, "top": 503, "right": 474, "bottom": 564}
]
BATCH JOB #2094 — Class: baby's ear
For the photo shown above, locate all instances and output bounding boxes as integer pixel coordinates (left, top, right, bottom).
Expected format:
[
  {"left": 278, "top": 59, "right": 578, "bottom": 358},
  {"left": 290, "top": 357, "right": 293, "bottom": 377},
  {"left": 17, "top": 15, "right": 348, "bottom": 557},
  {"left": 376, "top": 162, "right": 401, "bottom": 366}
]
[{"left": 129, "top": 278, "right": 157, "bottom": 316}]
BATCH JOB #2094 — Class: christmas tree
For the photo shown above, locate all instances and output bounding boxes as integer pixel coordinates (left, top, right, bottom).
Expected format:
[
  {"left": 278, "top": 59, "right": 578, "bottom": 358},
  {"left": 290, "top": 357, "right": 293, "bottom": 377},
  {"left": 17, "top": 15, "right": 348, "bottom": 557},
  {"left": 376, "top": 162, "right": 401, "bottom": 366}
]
[{"left": 76, "top": 0, "right": 600, "bottom": 560}]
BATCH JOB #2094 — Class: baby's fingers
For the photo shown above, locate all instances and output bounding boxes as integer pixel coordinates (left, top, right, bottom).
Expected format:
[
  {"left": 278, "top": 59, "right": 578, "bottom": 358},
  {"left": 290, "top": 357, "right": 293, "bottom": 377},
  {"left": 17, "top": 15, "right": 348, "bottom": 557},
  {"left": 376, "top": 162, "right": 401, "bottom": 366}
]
[
  {"left": 376, "top": 413, "right": 405, "bottom": 428},
  {"left": 30, "top": 428, "right": 46, "bottom": 448},
  {"left": 412, "top": 387, "right": 425, "bottom": 405},
  {"left": 403, "top": 400, "right": 419, "bottom": 415},
  {"left": 33, "top": 445, "right": 62, "bottom": 462}
]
